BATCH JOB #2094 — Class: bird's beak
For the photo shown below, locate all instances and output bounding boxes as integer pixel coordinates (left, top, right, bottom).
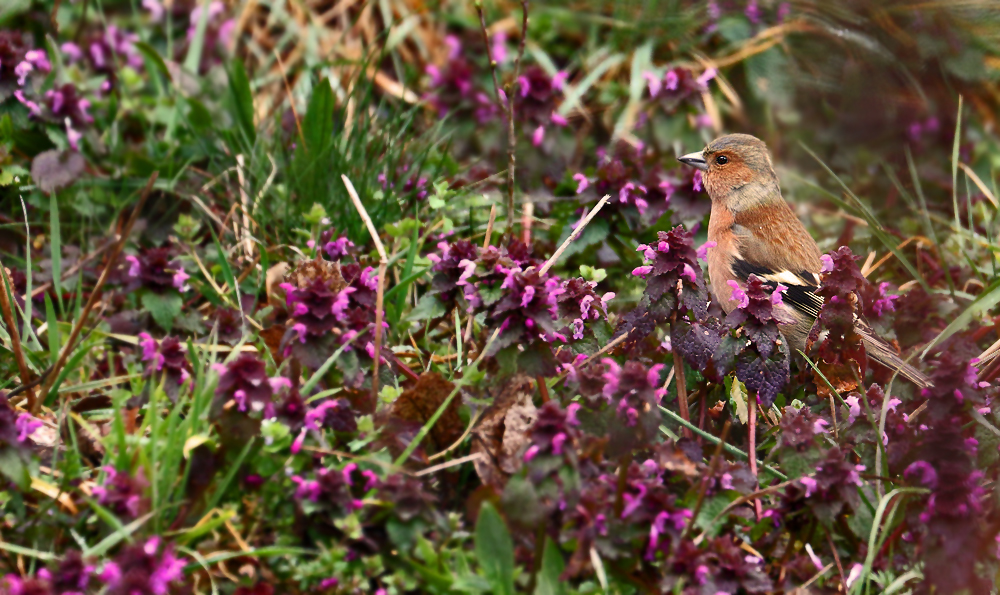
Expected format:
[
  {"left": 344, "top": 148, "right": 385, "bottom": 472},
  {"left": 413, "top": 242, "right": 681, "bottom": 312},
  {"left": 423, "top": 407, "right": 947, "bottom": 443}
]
[{"left": 677, "top": 151, "right": 708, "bottom": 171}]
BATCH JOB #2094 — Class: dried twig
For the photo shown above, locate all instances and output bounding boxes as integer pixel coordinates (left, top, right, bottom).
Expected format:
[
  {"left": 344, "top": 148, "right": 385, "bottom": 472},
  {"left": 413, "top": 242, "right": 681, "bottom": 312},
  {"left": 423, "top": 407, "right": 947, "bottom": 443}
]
[
  {"left": 505, "top": 1, "right": 529, "bottom": 242},
  {"left": 474, "top": 0, "right": 529, "bottom": 242},
  {"left": 342, "top": 175, "right": 388, "bottom": 400},
  {"left": 539, "top": 194, "right": 610, "bottom": 276},
  {"left": 0, "top": 263, "right": 36, "bottom": 410},
  {"left": 37, "top": 172, "right": 158, "bottom": 408}
]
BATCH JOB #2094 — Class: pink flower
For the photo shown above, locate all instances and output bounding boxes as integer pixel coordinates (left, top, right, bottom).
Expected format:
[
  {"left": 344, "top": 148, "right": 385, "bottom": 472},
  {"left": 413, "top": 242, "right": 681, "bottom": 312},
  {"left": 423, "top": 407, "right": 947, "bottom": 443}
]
[
  {"left": 601, "top": 292, "right": 615, "bottom": 308},
  {"left": 61, "top": 42, "right": 83, "bottom": 62},
  {"left": 172, "top": 267, "right": 190, "bottom": 292},
  {"left": 771, "top": 283, "right": 788, "bottom": 306},
  {"left": 799, "top": 476, "right": 817, "bottom": 498},
  {"left": 696, "top": 241, "right": 717, "bottom": 261},
  {"left": 551, "top": 432, "right": 567, "bottom": 455},
  {"left": 126, "top": 255, "right": 141, "bottom": 277},
  {"left": 517, "top": 75, "right": 531, "bottom": 97},
  {"left": 681, "top": 263, "right": 697, "bottom": 283},
  {"left": 521, "top": 285, "right": 536, "bottom": 307},
  {"left": 632, "top": 265, "right": 653, "bottom": 277},
  {"left": 636, "top": 243, "right": 656, "bottom": 261},
  {"left": 845, "top": 395, "right": 860, "bottom": 424},
  {"left": 820, "top": 254, "right": 834, "bottom": 273},
  {"left": 664, "top": 70, "right": 679, "bottom": 91},
  {"left": 15, "top": 413, "right": 42, "bottom": 443},
  {"left": 552, "top": 70, "right": 568, "bottom": 90},
  {"left": 566, "top": 402, "right": 582, "bottom": 426},
  {"left": 643, "top": 71, "right": 662, "bottom": 98},
  {"left": 14, "top": 90, "right": 42, "bottom": 117},
  {"left": 66, "top": 120, "right": 82, "bottom": 151},
  {"left": 143, "top": 0, "right": 165, "bottom": 21},
  {"left": 491, "top": 31, "right": 507, "bottom": 63},
  {"left": 551, "top": 111, "right": 568, "bottom": 126},
  {"left": 692, "top": 170, "right": 703, "bottom": 192},
  {"left": 532, "top": 125, "right": 545, "bottom": 146},
  {"left": 696, "top": 67, "right": 717, "bottom": 88},
  {"left": 647, "top": 363, "right": 665, "bottom": 387},
  {"left": 727, "top": 280, "right": 748, "bottom": 309},
  {"left": 444, "top": 35, "right": 461, "bottom": 59},
  {"left": 523, "top": 445, "right": 540, "bottom": 462}
]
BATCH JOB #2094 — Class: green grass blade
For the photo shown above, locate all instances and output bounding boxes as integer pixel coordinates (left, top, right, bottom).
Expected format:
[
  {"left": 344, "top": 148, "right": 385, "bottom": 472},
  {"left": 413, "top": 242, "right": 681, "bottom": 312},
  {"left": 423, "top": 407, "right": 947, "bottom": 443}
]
[
  {"left": 49, "top": 192, "right": 63, "bottom": 313},
  {"left": 921, "top": 277, "right": 1000, "bottom": 359}
]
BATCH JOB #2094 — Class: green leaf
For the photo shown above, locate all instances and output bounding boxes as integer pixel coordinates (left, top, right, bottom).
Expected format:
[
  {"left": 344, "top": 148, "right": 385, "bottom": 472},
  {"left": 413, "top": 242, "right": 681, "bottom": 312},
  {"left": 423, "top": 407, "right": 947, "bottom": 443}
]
[
  {"left": 475, "top": 502, "right": 515, "bottom": 595},
  {"left": 534, "top": 539, "right": 566, "bottom": 595},
  {"left": 407, "top": 294, "right": 445, "bottom": 322},
  {"left": 183, "top": 0, "right": 211, "bottom": 73},
  {"left": 142, "top": 291, "right": 183, "bottom": 332},
  {"left": 0, "top": 448, "right": 29, "bottom": 490},
  {"left": 227, "top": 59, "right": 256, "bottom": 146}
]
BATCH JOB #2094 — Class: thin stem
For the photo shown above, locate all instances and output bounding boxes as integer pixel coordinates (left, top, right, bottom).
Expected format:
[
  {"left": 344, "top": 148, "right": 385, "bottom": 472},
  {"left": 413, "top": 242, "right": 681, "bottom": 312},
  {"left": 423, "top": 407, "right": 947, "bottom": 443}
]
[
  {"left": 680, "top": 421, "right": 731, "bottom": 543},
  {"left": 504, "top": 0, "right": 530, "bottom": 243},
  {"left": 672, "top": 349, "right": 692, "bottom": 439},
  {"left": 38, "top": 172, "right": 158, "bottom": 406},
  {"left": 748, "top": 397, "right": 762, "bottom": 520},
  {"left": 0, "top": 264, "right": 35, "bottom": 410}
]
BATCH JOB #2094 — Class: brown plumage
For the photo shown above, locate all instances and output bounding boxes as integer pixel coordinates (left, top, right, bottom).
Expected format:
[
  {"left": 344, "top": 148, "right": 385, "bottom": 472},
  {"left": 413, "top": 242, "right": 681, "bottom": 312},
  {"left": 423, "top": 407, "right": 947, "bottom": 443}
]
[{"left": 678, "top": 133, "right": 932, "bottom": 388}]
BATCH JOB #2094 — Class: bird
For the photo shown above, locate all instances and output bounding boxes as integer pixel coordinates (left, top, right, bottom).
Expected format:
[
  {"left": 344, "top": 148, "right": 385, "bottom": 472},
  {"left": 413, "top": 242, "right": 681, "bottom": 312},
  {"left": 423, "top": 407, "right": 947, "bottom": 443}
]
[{"left": 678, "top": 133, "right": 932, "bottom": 388}]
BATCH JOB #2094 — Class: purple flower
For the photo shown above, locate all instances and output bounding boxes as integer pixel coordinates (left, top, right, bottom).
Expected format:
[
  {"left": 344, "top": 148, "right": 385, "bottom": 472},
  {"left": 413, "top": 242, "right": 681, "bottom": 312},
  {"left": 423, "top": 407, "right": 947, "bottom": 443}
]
[
  {"left": 15, "top": 413, "right": 42, "bottom": 443},
  {"left": 696, "top": 241, "right": 717, "bottom": 261},
  {"left": 904, "top": 460, "right": 938, "bottom": 488},
  {"left": 727, "top": 280, "right": 749, "bottom": 309},
  {"left": 771, "top": 283, "right": 788, "bottom": 305},
  {"left": 820, "top": 254, "right": 834, "bottom": 273},
  {"left": 844, "top": 395, "right": 861, "bottom": 424},
  {"left": 324, "top": 235, "right": 354, "bottom": 259},
  {"left": 632, "top": 265, "right": 653, "bottom": 277},
  {"left": 745, "top": 0, "right": 761, "bottom": 23},
  {"left": 696, "top": 67, "right": 717, "bottom": 89},
  {"left": 871, "top": 282, "right": 899, "bottom": 316},
  {"left": 799, "top": 476, "right": 817, "bottom": 498},
  {"left": 172, "top": 267, "right": 190, "bottom": 291},
  {"left": 61, "top": 42, "right": 83, "bottom": 62},
  {"left": 681, "top": 263, "right": 697, "bottom": 283},
  {"left": 14, "top": 90, "right": 42, "bottom": 117},
  {"left": 644, "top": 71, "right": 662, "bottom": 98},
  {"left": 573, "top": 173, "right": 589, "bottom": 194},
  {"left": 692, "top": 170, "right": 703, "bottom": 192},
  {"left": 664, "top": 69, "right": 679, "bottom": 91},
  {"left": 532, "top": 125, "right": 545, "bottom": 146},
  {"left": 491, "top": 31, "right": 507, "bottom": 64},
  {"left": 143, "top": 0, "right": 165, "bottom": 21}
]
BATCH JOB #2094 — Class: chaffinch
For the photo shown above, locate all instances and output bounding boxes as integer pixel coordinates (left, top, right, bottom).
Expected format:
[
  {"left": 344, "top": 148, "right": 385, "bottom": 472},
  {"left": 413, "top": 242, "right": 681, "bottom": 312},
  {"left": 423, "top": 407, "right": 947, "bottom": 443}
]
[{"left": 678, "top": 133, "right": 931, "bottom": 388}]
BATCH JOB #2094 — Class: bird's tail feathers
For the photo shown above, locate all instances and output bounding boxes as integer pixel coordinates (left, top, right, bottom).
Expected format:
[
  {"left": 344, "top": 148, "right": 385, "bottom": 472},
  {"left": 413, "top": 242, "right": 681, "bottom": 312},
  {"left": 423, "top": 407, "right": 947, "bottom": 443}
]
[{"left": 857, "top": 326, "right": 933, "bottom": 389}]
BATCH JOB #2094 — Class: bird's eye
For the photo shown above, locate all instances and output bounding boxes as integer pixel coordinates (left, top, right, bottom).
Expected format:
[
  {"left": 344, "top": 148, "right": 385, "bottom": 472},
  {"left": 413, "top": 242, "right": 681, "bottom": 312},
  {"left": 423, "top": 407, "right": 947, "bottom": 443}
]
[{"left": 715, "top": 155, "right": 729, "bottom": 165}]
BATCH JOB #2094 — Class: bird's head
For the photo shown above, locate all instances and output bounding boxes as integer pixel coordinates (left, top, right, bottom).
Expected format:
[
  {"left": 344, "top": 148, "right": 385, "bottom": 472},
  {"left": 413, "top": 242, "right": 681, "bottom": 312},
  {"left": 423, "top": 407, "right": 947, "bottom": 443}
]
[{"left": 678, "top": 133, "right": 781, "bottom": 212}]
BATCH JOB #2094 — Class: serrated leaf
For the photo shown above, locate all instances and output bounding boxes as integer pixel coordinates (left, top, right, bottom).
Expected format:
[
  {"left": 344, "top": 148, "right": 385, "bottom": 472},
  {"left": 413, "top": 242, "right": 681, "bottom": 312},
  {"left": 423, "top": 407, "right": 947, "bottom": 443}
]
[
  {"left": 142, "top": 291, "right": 183, "bottom": 332},
  {"left": 407, "top": 293, "right": 445, "bottom": 322}
]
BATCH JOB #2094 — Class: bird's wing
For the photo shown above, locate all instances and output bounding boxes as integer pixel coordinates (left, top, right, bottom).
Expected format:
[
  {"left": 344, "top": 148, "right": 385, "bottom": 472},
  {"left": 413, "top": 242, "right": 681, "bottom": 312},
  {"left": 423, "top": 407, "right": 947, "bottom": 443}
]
[{"left": 731, "top": 258, "right": 824, "bottom": 319}]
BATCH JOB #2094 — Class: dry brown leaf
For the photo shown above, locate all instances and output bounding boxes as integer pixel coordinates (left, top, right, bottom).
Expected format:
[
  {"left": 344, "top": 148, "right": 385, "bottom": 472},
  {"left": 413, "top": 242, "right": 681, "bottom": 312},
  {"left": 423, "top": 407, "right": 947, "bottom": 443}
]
[
  {"left": 389, "top": 372, "right": 462, "bottom": 453},
  {"left": 471, "top": 374, "right": 536, "bottom": 490}
]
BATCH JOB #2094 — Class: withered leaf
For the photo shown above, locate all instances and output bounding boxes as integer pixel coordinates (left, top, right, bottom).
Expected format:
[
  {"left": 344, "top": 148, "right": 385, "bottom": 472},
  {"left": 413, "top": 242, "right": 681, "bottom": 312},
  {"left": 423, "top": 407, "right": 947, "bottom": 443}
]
[
  {"left": 31, "top": 150, "right": 85, "bottom": 194},
  {"left": 284, "top": 258, "right": 346, "bottom": 292},
  {"left": 471, "top": 374, "right": 536, "bottom": 490},
  {"left": 389, "top": 372, "right": 463, "bottom": 453}
]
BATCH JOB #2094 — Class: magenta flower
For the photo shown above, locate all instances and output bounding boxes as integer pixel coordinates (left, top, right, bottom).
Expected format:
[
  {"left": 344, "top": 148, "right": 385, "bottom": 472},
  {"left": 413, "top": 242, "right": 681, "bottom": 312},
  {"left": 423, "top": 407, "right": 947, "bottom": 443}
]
[
  {"left": 15, "top": 413, "right": 42, "bottom": 443},
  {"left": 727, "top": 280, "right": 749, "bottom": 309},
  {"left": 573, "top": 173, "right": 589, "bottom": 194}
]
